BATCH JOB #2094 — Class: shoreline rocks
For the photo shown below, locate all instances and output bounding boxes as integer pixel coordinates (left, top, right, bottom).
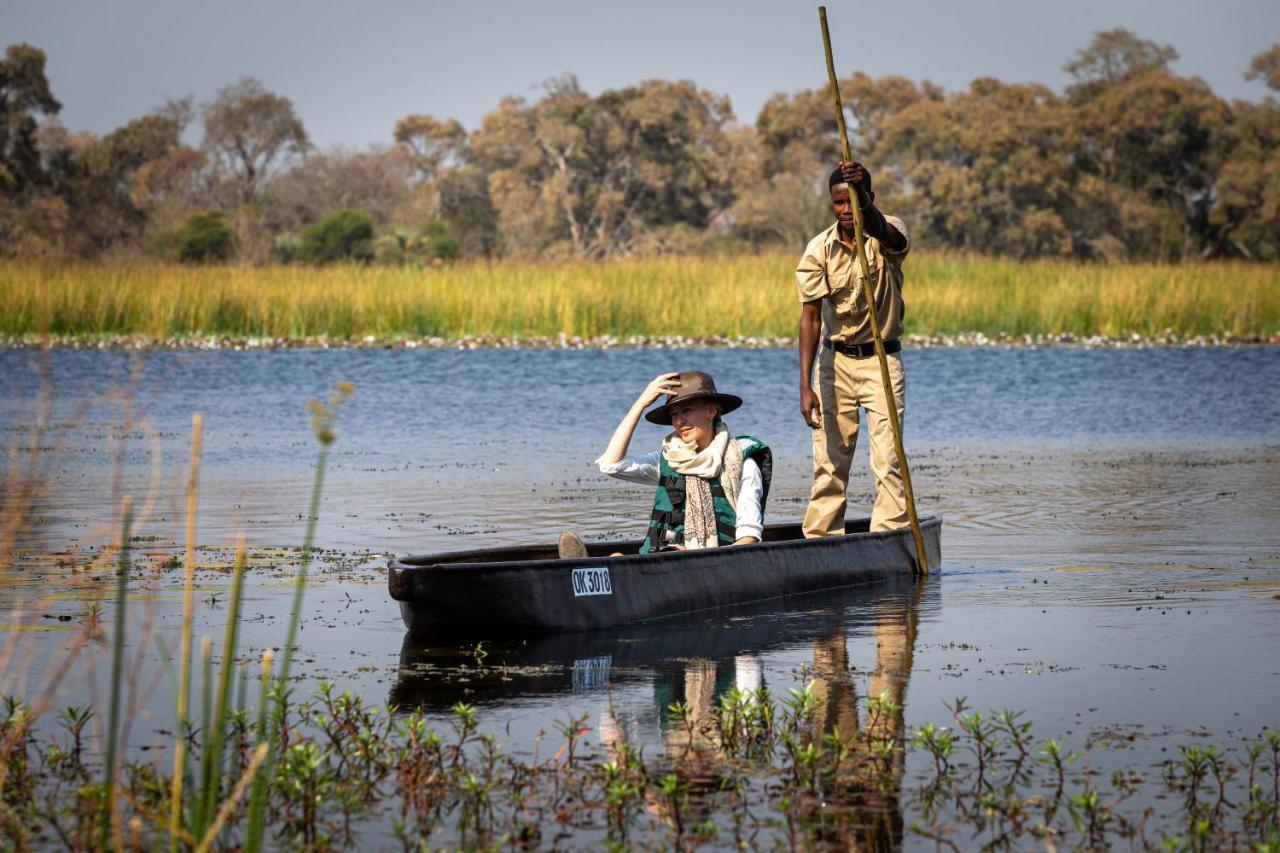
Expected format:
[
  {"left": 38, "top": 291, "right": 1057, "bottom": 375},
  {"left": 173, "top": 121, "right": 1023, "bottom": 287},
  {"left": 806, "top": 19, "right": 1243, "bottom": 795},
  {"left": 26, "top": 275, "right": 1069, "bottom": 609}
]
[{"left": 0, "top": 331, "right": 1276, "bottom": 351}]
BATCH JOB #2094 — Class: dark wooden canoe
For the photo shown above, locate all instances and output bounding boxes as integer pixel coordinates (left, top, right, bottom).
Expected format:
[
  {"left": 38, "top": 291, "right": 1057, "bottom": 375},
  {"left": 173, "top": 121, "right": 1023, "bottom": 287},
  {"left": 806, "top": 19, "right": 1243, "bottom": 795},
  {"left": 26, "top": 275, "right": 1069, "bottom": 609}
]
[
  {"left": 388, "top": 514, "right": 941, "bottom": 633},
  {"left": 389, "top": 572, "right": 936, "bottom": 710}
]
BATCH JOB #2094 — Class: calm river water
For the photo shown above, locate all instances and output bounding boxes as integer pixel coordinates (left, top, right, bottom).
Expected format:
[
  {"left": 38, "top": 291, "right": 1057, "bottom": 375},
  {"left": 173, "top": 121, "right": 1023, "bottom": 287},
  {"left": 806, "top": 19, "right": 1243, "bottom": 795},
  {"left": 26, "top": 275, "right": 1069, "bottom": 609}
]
[{"left": 2, "top": 345, "right": 1278, "bottom": 839}]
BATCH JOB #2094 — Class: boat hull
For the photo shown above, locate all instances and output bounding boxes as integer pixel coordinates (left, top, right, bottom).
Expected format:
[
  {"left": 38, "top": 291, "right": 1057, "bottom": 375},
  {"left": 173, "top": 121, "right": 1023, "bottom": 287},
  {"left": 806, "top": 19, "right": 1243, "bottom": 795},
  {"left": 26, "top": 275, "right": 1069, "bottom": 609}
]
[{"left": 388, "top": 515, "right": 941, "bottom": 633}]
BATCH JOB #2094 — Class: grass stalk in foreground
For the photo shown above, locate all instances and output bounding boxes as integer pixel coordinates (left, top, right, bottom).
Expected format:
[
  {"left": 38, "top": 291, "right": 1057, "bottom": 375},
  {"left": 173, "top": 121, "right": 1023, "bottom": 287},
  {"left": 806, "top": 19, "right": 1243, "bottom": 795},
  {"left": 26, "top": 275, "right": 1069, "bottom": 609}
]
[
  {"left": 243, "top": 649, "right": 274, "bottom": 850},
  {"left": 194, "top": 533, "right": 247, "bottom": 842},
  {"left": 244, "top": 381, "right": 353, "bottom": 852},
  {"left": 195, "top": 742, "right": 269, "bottom": 853},
  {"left": 101, "top": 496, "right": 133, "bottom": 851},
  {"left": 168, "top": 412, "right": 202, "bottom": 852}
]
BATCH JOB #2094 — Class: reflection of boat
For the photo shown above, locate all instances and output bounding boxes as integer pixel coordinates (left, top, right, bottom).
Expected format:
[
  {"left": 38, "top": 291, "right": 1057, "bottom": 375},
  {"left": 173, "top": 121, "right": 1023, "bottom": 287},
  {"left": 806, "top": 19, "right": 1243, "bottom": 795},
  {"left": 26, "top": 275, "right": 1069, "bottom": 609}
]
[
  {"left": 388, "top": 515, "right": 942, "bottom": 632},
  {"left": 390, "top": 576, "right": 931, "bottom": 849},
  {"left": 388, "top": 573, "right": 934, "bottom": 711}
]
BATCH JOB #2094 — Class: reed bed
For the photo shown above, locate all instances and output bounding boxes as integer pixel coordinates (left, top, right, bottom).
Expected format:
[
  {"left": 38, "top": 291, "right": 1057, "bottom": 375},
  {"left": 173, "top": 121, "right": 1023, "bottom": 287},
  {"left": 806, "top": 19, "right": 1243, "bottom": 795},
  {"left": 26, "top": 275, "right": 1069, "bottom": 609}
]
[{"left": 2, "top": 255, "right": 1276, "bottom": 342}]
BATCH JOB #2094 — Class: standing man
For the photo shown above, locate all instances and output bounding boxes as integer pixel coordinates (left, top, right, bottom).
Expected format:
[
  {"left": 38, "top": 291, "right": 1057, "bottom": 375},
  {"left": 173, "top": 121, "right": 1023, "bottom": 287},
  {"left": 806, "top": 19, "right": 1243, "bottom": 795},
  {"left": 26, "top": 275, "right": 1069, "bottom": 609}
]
[{"left": 796, "top": 160, "right": 911, "bottom": 536}]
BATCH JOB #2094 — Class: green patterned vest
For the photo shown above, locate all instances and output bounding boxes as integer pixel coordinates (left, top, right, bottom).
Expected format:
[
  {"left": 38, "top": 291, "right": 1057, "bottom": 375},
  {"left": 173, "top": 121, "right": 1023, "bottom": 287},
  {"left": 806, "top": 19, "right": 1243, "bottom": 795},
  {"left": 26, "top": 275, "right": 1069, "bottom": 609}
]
[{"left": 640, "top": 436, "right": 772, "bottom": 554}]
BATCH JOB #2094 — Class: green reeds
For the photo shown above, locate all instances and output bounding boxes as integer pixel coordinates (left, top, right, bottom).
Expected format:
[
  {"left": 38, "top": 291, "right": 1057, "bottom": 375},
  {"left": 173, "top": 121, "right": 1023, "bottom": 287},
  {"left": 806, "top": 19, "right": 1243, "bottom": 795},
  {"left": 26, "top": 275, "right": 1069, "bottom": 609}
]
[
  {"left": 244, "top": 381, "right": 353, "bottom": 852},
  {"left": 1, "top": 255, "right": 1276, "bottom": 341},
  {"left": 100, "top": 495, "right": 133, "bottom": 850},
  {"left": 168, "top": 412, "right": 202, "bottom": 851},
  {"left": 192, "top": 534, "right": 247, "bottom": 843},
  {"left": 195, "top": 742, "right": 269, "bottom": 853}
]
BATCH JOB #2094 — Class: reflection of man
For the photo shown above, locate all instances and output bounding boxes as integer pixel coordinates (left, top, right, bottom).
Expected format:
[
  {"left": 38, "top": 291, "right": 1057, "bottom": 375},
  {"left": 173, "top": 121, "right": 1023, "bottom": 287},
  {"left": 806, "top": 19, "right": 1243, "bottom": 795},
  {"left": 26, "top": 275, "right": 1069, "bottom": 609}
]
[
  {"left": 810, "top": 593, "right": 919, "bottom": 850},
  {"left": 811, "top": 634, "right": 859, "bottom": 737},
  {"left": 796, "top": 160, "right": 911, "bottom": 536},
  {"left": 595, "top": 587, "right": 922, "bottom": 847}
]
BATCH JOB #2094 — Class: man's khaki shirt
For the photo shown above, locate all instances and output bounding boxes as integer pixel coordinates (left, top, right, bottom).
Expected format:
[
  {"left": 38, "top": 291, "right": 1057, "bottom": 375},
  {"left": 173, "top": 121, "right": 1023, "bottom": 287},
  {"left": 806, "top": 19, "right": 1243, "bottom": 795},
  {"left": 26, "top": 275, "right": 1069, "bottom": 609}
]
[{"left": 794, "top": 216, "right": 911, "bottom": 345}]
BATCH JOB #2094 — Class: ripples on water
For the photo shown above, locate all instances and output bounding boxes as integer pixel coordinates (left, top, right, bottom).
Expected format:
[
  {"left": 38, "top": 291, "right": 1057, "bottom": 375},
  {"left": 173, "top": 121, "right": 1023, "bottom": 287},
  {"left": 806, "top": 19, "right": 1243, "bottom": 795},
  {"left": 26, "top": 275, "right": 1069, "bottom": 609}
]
[
  {"left": 1, "top": 346, "right": 1278, "bottom": 802},
  {"left": 3, "top": 346, "right": 1277, "bottom": 553}
]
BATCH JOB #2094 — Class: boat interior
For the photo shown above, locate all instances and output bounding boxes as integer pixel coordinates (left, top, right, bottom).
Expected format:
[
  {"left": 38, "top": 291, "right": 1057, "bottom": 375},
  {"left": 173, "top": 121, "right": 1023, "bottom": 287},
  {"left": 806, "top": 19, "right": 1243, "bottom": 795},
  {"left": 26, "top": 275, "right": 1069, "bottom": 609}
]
[{"left": 397, "top": 518, "right": 877, "bottom": 566}]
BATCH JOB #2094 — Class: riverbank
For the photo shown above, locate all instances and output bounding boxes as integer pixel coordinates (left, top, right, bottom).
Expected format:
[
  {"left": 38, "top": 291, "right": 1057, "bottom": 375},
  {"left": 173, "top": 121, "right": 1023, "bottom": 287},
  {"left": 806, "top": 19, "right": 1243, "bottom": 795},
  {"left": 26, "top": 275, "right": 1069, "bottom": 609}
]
[
  {"left": 2, "top": 254, "right": 1277, "bottom": 343},
  {"left": 3, "top": 330, "right": 1277, "bottom": 351}
]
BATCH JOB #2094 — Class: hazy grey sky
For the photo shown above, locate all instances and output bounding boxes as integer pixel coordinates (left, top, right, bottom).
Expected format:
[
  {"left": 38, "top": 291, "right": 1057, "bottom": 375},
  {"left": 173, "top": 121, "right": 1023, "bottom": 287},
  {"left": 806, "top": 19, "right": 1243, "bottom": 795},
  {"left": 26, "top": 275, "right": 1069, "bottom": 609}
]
[{"left": 6, "top": 0, "right": 1278, "bottom": 149}]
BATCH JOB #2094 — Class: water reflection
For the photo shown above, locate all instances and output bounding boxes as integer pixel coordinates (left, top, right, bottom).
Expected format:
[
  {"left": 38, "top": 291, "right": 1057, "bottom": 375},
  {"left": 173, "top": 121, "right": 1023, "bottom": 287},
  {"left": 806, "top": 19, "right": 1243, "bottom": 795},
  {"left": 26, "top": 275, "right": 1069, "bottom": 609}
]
[{"left": 392, "top": 575, "right": 932, "bottom": 848}]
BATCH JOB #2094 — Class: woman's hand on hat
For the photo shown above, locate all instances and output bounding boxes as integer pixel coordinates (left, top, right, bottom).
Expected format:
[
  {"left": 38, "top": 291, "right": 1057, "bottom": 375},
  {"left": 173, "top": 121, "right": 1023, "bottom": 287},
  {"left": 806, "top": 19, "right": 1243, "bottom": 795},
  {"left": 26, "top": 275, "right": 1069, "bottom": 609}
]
[{"left": 639, "top": 373, "right": 682, "bottom": 407}]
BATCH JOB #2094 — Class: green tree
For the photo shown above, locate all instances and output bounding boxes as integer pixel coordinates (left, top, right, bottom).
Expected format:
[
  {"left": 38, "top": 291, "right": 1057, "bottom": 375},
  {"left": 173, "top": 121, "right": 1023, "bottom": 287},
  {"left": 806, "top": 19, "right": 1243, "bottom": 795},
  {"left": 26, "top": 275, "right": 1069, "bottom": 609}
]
[
  {"left": 469, "top": 76, "right": 736, "bottom": 257},
  {"left": 1076, "top": 71, "right": 1227, "bottom": 258},
  {"left": 0, "top": 43, "right": 61, "bottom": 198},
  {"left": 268, "top": 146, "right": 414, "bottom": 235},
  {"left": 202, "top": 77, "right": 308, "bottom": 204},
  {"left": 0, "top": 43, "right": 70, "bottom": 257},
  {"left": 375, "top": 218, "right": 461, "bottom": 265},
  {"left": 178, "top": 211, "right": 236, "bottom": 262},
  {"left": 65, "top": 114, "right": 185, "bottom": 252},
  {"left": 1210, "top": 46, "right": 1280, "bottom": 259},
  {"left": 391, "top": 113, "right": 495, "bottom": 253},
  {"left": 1245, "top": 43, "right": 1280, "bottom": 92},
  {"left": 296, "top": 208, "right": 374, "bottom": 263},
  {"left": 881, "top": 78, "right": 1078, "bottom": 257},
  {"left": 434, "top": 164, "right": 498, "bottom": 256},
  {"left": 743, "top": 73, "right": 940, "bottom": 248},
  {"left": 393, "top": 114, "right": 466, "bottom": 180},
  {"left": 1064, "top": 28, "right": 1179, "bottom": 102}
]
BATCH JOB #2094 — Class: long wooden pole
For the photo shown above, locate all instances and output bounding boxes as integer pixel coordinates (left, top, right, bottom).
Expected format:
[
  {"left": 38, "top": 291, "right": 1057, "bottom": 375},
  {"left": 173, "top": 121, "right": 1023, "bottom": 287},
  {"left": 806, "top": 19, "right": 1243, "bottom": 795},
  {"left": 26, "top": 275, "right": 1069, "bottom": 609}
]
[{"left": 818, "top": 6, "right": 928, "bottom": 574}]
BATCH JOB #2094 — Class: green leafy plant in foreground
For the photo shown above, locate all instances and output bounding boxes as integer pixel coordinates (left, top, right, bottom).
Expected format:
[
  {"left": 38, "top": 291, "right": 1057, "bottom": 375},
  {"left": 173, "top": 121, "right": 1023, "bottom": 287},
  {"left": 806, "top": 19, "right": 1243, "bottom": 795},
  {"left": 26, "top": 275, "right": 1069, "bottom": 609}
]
[{"left": 4, "top": 684, "right": 1276, "bottom": 850}]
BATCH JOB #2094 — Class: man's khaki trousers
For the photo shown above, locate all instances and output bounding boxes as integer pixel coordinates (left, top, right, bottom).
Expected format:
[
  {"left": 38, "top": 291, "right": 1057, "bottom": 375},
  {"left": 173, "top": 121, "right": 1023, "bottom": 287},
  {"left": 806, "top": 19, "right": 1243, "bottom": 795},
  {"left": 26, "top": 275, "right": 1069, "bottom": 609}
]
[{"left": 803, "top": 347, "right": 907, "bottom": 536}]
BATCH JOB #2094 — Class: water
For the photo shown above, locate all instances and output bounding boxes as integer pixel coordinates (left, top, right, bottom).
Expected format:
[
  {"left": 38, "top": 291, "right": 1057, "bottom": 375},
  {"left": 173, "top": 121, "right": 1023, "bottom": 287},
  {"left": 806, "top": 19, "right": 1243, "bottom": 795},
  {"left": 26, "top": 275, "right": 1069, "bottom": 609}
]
[{"left": 2, "top": 345, "right": 1279, "bottom": 842}]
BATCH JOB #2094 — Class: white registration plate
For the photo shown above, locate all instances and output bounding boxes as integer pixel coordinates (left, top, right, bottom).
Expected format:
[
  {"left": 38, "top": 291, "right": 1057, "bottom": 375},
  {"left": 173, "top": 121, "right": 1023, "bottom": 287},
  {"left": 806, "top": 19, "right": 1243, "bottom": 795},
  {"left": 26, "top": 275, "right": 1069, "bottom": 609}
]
[{"left": 571, "top": 567, "right": 612, "bottom": 597}]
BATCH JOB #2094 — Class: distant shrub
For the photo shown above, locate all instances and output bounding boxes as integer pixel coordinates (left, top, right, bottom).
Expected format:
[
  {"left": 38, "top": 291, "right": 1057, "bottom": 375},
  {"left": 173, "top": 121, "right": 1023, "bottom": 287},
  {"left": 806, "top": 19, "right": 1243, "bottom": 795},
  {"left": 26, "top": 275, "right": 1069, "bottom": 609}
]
[
  {"left": 272, "top": 233, "right": 301, "bottom": 264},
  {"left": 297, "top": 209, "right": 374, "bottom": 264},
  {"left": 177, "top": 212, "right": 236, "bottom": 263},
  {"left": 375, "top": 219, "right": 461, "bottom": 266},
  {"left": 419, "top": 219, "right": 462, "bottom": 261}
]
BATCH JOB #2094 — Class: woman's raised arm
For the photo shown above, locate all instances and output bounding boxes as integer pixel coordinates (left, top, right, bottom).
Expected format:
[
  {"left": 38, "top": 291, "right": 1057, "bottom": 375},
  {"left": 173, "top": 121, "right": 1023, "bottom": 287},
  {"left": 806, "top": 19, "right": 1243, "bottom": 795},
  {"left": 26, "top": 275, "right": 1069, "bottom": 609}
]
[{"left": 597, "top": 373, "right": 681, "bottom": 465}]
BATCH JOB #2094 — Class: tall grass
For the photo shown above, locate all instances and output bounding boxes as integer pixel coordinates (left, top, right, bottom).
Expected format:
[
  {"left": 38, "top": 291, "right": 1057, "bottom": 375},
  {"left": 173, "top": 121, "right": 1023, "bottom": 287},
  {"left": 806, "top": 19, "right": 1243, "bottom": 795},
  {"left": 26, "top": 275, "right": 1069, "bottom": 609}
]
[
  {"left": 1, "top": 254, "right": 1275, "bottom": 341},
  {"left": 0, "top": 382, "right": 352, "bottom": 850},
  {"left": 101, "top": 496, "right": 133, "bottom": 850}
]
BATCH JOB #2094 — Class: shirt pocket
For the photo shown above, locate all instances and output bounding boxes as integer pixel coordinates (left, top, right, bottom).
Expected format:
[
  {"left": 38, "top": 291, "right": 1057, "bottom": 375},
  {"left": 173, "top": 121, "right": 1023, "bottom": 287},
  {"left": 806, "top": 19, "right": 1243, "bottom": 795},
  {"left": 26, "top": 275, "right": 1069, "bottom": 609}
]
[{"left": 831, "top": 261, "right": 877, "bottom": 320}]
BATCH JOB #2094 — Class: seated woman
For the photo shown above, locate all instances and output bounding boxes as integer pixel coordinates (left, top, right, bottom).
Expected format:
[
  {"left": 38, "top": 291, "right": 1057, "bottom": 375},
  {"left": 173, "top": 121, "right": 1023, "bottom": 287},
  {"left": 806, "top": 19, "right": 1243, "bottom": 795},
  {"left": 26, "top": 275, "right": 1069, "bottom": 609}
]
[{"left": 594, "top": 371, "right": 772, "bottom": 553}]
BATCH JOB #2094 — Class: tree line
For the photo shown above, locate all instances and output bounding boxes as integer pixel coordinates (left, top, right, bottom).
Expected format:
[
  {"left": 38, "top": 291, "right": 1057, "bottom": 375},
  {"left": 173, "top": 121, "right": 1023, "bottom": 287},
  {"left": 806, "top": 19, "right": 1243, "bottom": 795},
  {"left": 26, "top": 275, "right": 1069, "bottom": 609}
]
[{"left": 2, "top": 30, "right": 1278, "bottom": 264}]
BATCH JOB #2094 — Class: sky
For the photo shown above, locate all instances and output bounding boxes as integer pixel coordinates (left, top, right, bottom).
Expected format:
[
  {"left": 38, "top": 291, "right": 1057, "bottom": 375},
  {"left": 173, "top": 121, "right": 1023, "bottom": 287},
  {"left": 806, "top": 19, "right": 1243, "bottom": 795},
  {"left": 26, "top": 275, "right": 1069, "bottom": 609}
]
[{"left": 5, "top": 0, "right": 1278, "bottom": 149}]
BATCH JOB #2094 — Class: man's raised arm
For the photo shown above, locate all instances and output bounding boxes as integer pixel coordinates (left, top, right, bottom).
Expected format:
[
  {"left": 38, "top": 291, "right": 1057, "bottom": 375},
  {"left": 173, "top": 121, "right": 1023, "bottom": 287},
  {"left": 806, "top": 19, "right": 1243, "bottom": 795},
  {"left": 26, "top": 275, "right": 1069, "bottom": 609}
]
[{"left": 838, "top": 160, "right": 906, "bottom": 253}]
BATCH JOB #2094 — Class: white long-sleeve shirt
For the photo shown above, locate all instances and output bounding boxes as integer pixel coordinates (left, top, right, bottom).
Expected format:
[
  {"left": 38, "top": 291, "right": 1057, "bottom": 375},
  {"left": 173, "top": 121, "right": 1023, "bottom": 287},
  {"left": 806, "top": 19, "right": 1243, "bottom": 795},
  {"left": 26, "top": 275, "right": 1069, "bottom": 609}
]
[{"left": 595, "top": 441, "right": 765, "bottom": 542}]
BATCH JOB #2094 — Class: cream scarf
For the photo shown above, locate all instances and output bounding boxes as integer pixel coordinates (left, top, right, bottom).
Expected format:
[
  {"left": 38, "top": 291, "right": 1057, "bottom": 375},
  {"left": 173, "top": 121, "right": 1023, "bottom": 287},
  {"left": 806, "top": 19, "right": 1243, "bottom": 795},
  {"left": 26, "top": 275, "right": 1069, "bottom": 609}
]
[{"left": 661, "top": 423, "right": 744, "bottom": 550}]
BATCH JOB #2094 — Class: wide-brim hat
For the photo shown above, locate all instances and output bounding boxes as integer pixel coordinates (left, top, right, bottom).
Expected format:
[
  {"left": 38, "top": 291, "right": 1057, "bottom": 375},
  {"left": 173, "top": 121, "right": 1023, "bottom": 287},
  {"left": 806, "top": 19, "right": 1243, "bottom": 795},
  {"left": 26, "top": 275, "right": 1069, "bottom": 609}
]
[{"left": 644, "top": 371, "right": 743, "bottom": 425}]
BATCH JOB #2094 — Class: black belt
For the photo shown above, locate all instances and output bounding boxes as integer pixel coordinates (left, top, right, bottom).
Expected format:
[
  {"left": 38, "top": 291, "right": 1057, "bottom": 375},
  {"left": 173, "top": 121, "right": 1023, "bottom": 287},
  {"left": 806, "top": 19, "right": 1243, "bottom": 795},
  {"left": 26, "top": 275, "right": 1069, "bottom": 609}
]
[{"left": 824, "top": 338, "right": 901, "bottom": 358}]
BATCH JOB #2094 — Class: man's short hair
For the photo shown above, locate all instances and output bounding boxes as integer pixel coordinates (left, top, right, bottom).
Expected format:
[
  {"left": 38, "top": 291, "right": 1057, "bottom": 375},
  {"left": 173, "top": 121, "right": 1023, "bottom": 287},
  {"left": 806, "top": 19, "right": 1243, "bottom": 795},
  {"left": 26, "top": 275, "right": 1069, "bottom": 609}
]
[{"left": 829, "top": 166, "right": 872, "bottom": 194}]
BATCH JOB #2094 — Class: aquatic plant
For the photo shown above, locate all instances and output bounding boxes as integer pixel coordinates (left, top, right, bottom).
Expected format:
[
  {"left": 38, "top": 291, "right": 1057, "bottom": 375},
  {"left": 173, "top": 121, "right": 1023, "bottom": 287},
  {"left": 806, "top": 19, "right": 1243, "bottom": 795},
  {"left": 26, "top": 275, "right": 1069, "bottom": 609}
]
[
  {"left": 2, "top": 669, "right": 1279, "bottom": 849},
  {"left": 167, "top": 413, "right": 202, "bottom": 853},
  {"left": 245, "top": 381, "right": 353, "bottom": 852}
]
